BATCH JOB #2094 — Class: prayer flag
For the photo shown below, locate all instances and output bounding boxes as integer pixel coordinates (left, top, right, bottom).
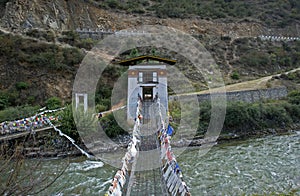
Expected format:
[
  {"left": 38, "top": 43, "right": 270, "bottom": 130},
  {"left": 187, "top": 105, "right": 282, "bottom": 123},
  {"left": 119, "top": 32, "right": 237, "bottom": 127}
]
[{"left": 167, "top": 125, "right": 174, "bottom": 136}]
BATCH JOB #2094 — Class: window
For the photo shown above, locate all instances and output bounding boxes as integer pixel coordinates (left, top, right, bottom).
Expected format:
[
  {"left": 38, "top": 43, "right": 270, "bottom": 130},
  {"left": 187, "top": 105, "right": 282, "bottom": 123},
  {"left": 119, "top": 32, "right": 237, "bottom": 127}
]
[
  {"left": 153, "top": 72, "right": 158, "bottom": 82},
  {"left": 138, "top": 72, "right": 143, "bottom": 83},
  {"left": 138, "top": 71, "right": 158, "bottom": 83}
]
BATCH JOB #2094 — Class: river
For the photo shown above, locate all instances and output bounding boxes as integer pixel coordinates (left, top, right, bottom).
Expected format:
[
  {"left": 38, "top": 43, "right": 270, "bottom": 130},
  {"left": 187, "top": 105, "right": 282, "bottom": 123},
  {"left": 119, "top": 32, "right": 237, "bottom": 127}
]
[{"left": 8, "top": 132, "right": 300, "bottom": 195}]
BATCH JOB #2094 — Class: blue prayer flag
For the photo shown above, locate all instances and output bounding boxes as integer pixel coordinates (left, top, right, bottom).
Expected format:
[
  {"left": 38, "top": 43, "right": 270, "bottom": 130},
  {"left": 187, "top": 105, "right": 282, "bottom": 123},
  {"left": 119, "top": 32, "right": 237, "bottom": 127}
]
[{"left": 167, "top": 125, "right": 174, "bottom": 136}]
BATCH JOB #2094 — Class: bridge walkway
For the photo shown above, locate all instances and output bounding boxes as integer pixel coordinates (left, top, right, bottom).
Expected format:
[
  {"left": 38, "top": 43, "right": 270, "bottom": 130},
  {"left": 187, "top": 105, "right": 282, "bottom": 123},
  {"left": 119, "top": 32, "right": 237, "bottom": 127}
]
[{"left": 126, "top": 100, "right": 168, "bottom": 195}]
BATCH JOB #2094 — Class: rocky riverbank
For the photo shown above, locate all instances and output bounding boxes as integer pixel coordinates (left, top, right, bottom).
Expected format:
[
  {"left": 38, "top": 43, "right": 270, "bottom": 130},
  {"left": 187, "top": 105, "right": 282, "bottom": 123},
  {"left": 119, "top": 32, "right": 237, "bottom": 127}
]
[
  {"left": 1, "top": 122, "right": 300, "bottom": 158},
  {"left": 169, "top": 123, "right": 300, "bottom": 148},
  {"left": 190, "top": 125, "right": 300, "bottom": 147}
]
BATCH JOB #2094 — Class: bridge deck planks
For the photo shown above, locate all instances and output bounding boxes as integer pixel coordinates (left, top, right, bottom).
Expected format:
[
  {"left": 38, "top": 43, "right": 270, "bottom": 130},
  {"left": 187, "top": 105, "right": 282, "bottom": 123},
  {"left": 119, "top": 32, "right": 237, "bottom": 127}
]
[{"left": 125, "top": 101, "right": 169, "bottom": 195}]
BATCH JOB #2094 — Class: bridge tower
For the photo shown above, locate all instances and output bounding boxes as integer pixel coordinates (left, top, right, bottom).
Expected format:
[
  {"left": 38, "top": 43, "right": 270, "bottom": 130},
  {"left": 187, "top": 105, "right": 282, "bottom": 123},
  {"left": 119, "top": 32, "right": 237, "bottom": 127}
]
[
  {"left": 74, "top": 93, "right": 88, "bottom": 113},
  {"left": 116, "top": 55, "right": 176, "bottom": 123}
]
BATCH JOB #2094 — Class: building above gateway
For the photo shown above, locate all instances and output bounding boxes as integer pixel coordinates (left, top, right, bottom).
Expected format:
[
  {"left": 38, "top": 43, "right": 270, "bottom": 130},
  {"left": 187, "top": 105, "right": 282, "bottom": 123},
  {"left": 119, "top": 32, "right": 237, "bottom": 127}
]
[{"left": 114, "top": 55, "right": 176, "bottom": 122}]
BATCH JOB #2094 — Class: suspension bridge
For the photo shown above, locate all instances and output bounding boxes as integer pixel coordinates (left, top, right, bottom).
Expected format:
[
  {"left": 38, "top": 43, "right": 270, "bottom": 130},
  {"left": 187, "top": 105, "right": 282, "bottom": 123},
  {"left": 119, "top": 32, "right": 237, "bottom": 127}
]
[
  {"left": 0, "top": 55, "right": 192, "bottom": 195},
  {"left": 105, "top": 96, "right": 190, "bottom": 196},
  {"left": 0, "top": 98, "right": 190, "bottom": 195},
  {"left": 101, "top": 56, "right": 191, "bottom": 195}
]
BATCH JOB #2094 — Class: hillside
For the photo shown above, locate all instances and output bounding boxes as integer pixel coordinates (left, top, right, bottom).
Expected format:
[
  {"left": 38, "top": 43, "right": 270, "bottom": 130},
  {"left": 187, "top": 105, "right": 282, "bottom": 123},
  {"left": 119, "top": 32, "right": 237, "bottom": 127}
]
[
  {"left": 0, "top": 29, "right": 83, "bottom": 106},
  {"left": 0, "top": 0, "right": 299, "bottom": 108},
  {"left": 95, "top": 0, "right": 300, "bottom": 29},
  {"left": 1, "top": 0, "right": 299, "bottom": 36}
]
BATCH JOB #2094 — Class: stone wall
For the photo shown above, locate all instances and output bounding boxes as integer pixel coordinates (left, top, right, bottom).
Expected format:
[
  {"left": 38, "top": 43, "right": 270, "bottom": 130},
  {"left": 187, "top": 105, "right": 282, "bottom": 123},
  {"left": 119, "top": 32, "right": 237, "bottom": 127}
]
[{"left": 169, "top": 87, "right": 288, "bottom": 103}]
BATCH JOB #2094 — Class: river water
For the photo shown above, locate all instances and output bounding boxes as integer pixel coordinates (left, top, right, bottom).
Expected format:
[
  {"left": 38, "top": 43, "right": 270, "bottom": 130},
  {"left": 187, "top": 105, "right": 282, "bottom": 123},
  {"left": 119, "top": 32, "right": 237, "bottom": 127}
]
[{"left": 18, "top": 132, "right": 300, "bottom": 195}]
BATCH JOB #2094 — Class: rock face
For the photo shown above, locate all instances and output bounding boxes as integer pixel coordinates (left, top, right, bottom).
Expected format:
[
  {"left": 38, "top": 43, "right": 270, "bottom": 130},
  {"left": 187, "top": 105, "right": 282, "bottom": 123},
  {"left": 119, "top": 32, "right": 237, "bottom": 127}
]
[
  {"left": 1, "top": 0, "right": 115, "bottom": 31},
  {"left": 0, "top": 0, "right": 266, "bottom": 36},
  {"left": 1, "top": 0, "right": 299, "bottom": 37}
]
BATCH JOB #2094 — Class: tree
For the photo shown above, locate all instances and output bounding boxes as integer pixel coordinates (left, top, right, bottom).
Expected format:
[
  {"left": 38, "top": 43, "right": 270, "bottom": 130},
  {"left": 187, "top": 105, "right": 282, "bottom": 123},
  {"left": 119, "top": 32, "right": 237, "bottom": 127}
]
[
  {"left": 0, "top": 139, "right": 68, "bottom": 195},
  {"left": 46, "top": 97, "right": 62, "bottom": 110},
  {"left": 99, "top": 113, "right": 126, "bottom": 137},
  {"left": 58, "top": 105, "right": 79, "bottom": 141}
]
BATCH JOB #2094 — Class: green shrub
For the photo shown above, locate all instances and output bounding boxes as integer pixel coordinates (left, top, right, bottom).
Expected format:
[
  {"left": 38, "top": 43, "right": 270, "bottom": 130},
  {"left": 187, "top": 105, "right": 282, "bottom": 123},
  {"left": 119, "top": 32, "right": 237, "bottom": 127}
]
[
  {"left": 262, "top": 103, "right": 292, "bottom": 127},
  {"left": 197, "top": 99, "right": 299, "bottom": 135},
  {"left": 96, "top": 104, "right": 108, "bottom": 113},
  {"left": 288, "top": 90, "right": 300, "bottom": 105},
  {"left": 224, "top": 102, "right": 250, "bottom": 131},
  {"left": 100, "top": 113, "right": 126, "bottom": 137},
  {"left": 96, "top": 98, "right": 111, "bottom": 110},
  {"left": 168, "top": 101, "right": 181, "bottom": 122},
  {"left": 58, "top": 104, "right": 99, "bottom": 142},
  {"left": 240, "top": 51, "right": 270, "bottom": 67},
  {"left": 46, "top": 97, "right": 62, "bottom": 110},
  {"left": 129, "top": 48, "right": 140, "bottom": 58},
  {"left": 27, "top": 49, "right": 69, "bottom": 70},
  {"left": 0, "top": 93, "right": 9, "bottom": 110},
  {"left": 150, "top": 48, "right": 158, "bottom": 56},
  {"left": 0, "top": 105, "right": 39, "bottom": 122},
  {"left": 5, "top": 90, "right": 18, "bottom": 106},
  {"left": 62, "top": 47, "right": 84, "bottom": 67},
  {"left": 61, "top": 31, "right": 79, "bottom": 45},
  {"left": 15, "top": 82, "right": 29, "bottom": 90},
  {"left": 25, "top": 29, "right": 55, "bottom": 42},
  {"left": 25, "top": 45, "right": 83, "bottom": 70},
  {"left": 75, "top": 38, "right": 95, "bottom": 50},
  {"left": 279, "top": 57, "right": 292, "bottom": 67},
  {"left": 58, "top": 105, "right": 80, "bottom": 141},
  {"left": 107, "top": 0, "right": 120, "bottom": 9},
  {"left": 197, "top": 101, "right": 211, "bottom": 135},
  {"left": 231, "top": 71, "right": 240, "bottom": 80},
  {"left": 282, "top": 102, "right": 300, "bottom": 122},
  {"left": 27, "top": 96, "right": 35, "bottom": 105},
  {"left": 95, "top": 85, "right": 112, "bottom": 107}
]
